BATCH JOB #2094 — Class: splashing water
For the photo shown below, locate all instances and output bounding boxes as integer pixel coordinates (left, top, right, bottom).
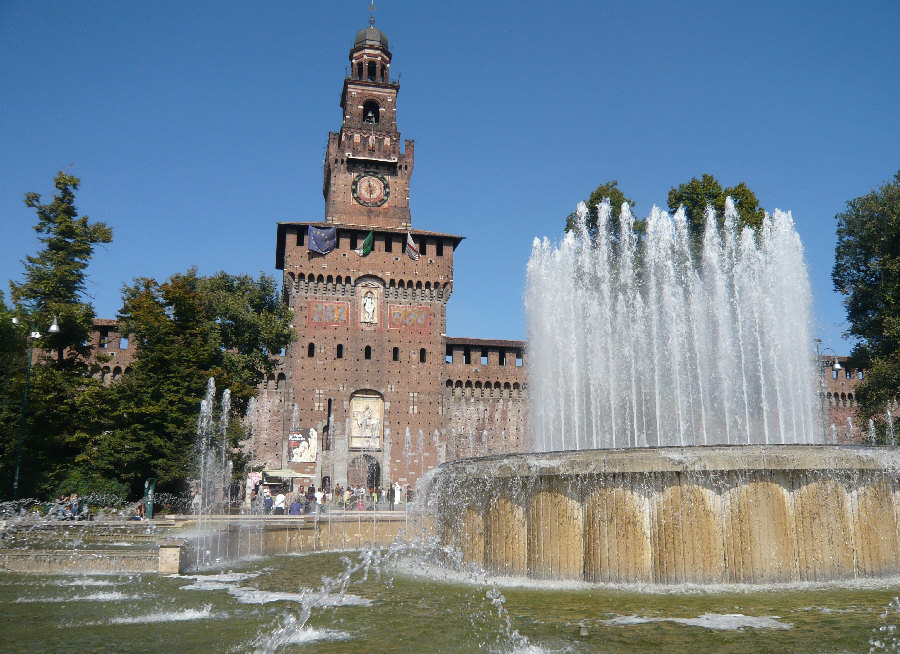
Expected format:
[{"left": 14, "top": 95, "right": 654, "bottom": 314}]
[
  {"left": 526, "top": 198, "right": 820, "bottom": 451},
  {"left": 250, "top": 537, "right": 534, "bottom": 654},
  {"left": 869, "top": 596, "right": 900, "bottom": 653}
]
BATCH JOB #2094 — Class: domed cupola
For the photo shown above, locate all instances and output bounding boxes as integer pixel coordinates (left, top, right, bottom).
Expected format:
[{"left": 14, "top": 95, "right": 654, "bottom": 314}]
[
  {"left": 354, "top": 25, "right": 389, "bottom": 51},
  {"left": 349, "top": 13, "right": 392, "bottom": 84}
]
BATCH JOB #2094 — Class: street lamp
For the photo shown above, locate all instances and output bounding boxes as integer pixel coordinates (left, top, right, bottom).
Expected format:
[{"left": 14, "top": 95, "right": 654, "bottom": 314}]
[
  {"left": 10, "top": 315, "right": 60, "bottom": 501},
  {"left": 815, "top": 339, "right": 842, "bottom": 444}
]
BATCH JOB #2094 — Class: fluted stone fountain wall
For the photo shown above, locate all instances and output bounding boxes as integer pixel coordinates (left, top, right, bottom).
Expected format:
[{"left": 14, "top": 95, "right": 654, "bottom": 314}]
[{"left": 431, "top": 446, "right": 900, "bottom": 584}]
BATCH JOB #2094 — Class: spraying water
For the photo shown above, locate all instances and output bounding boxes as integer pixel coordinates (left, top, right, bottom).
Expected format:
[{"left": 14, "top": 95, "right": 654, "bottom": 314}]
[{"left": 526, "top": 198, "right": 820, "bottom": 450}]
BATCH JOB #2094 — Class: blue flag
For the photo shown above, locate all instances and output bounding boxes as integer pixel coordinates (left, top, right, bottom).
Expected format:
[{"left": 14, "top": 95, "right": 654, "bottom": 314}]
[{"left": 308, "top": 226, "right": 337, "bottom": 254}]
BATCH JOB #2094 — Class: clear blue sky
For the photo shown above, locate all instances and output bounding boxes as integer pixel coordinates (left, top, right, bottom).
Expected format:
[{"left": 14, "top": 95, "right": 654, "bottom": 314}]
[{"left": 2, "top": 1, "right": 898, "bottom": 353}]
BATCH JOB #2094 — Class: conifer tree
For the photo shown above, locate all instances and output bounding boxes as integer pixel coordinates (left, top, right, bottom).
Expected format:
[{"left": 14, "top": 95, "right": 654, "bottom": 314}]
[{"left": 10, "top": 171, "right": 112, "bottom": 364}]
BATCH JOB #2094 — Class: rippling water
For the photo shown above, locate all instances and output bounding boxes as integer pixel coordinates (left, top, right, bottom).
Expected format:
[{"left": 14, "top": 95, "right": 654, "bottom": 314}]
[{"left": 1, "top": 551, "right": 899, "bottom": 652}]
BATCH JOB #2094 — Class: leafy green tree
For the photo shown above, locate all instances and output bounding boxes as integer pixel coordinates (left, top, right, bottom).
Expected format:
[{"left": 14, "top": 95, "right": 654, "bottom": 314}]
[
  {"left": 1, "top": 173, "right": 113, "bottom": 499},
  {"left": 95, "top": 269, "right": 294, "bottom": 494},
  {"left": 10, "top": 171, "right": 113, "bottom": 365},
  {"left": 195, "top": 271, "right": 295, "bottom": 408},
  {"left": 565, "top": 180, "right": 636, "bottom": 239},
  {"left": 833, "top": 171, "right": 900, "bottom": 425},
  {"left": 667, "top": 174, "right": 765, "bottom": 248}
]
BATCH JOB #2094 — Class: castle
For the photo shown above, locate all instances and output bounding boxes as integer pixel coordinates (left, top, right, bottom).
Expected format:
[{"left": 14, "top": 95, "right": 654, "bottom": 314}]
[
  {"left": 247, "top": 21, "right": 529, "bottom": 493},
  {"left": 82, "top": 21, "right": 891, "bottom": 493}
]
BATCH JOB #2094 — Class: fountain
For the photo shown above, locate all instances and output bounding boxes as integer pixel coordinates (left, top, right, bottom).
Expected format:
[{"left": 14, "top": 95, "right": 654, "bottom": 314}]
[
  {"left": 3, "top": 201, "right": 900, "bottom": 651},
  {"left": 428, "top": 199, "right": 900, "bottom": 584}
]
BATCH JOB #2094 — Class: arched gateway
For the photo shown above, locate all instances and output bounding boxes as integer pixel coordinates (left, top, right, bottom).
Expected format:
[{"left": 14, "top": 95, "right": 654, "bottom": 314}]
[{"left": 348, "top": 454, "right": 380, "bottom": 489}]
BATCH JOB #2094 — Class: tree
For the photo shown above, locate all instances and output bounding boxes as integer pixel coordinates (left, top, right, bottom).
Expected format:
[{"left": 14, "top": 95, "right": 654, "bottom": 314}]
[
  {"left": 833, "top": 171, "right": 900, "bottom": 424},
  {"left": 667, "top": 173, "right": 765, "bottom": 249},
  {"left": 0, "top": 292, "right": 27, "bottom": 496},
  {"left": 565, "top": 180, "right": 637, "bottom": 239},
  {"left": 1, "top": 173, "right": 113, "bottom": 499},
  {"left": 96, "top": 269, "right": 294, "bottom": 494},
  {"left": 9, "top": 171, "right": 113, "bottom": 365}
]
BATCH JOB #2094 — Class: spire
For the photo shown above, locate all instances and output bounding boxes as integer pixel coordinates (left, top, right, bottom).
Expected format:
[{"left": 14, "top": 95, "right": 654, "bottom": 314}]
[{"left": 369, "top": 3, "right": 376, "bottom": 27}]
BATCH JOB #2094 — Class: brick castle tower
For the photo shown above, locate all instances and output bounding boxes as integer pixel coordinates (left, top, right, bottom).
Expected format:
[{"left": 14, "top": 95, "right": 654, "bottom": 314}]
[{"left": 251, "top": 18, "right": 529, "bottom": 493}]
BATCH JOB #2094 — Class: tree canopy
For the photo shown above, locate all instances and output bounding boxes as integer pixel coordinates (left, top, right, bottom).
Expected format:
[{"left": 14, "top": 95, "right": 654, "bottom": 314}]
[
  {"left": 565, "top": 180, "right": 636, "bottom": 239},
  {"left": 2, "top": 174, "right": 113, "bottom": 498},
  {"left": 10, "top": 171, "right": 112, "bottom": 364},
  {"left": 833, "top": 171, "right": 900, "bottom": 424},
  {"left": 667, "top": 174, "right": 765, "bottom": 249},
  {"left": 1, "top": 172, "right": 295, "bottom": 500},
  {"left": 95, "top": 269, "right": 294, "bottom": 494},
  {"left": 566, "top": 175, "right": 765, "bottom": 250}
]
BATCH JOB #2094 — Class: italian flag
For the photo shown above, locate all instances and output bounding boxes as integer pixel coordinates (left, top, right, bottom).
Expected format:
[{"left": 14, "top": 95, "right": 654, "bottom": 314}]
[
  {"left": 355, "top": 231, "right": 373, "bottom": 257},
  {"left": 405, "top": 232, "right": 420, "bottom": 261}
]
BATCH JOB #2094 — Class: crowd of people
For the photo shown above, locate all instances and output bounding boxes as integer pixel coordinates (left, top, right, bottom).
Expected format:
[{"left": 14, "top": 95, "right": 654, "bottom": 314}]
[
  {"left": 248, "top": 480, "right": 412, "bottom": 515},
  {"left": 47, "top": 493, "right": 89, "bottom": 520}
]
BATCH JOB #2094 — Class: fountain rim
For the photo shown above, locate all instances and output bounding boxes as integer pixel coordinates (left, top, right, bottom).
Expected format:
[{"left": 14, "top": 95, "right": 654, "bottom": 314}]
[{"left": 433, "top": 444, "right": 900, "bottom": 479}]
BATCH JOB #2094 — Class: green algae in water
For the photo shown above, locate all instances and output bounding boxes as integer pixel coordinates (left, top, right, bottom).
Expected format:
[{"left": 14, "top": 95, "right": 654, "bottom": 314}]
[{"left": 1, "top": 552, "right": 899, "bottom": 653}]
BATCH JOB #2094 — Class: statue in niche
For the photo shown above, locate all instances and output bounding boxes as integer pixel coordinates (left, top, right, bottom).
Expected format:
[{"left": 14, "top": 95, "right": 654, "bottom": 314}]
[{"left": 362, "top": 290, "right": 376, "bottom": 323}]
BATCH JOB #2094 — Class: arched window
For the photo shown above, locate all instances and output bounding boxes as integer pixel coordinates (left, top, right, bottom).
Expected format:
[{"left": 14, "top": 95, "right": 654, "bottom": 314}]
[
  {"left": 367, "top": 61, "right": 377, "bottom": 82},
  {"left": 392, "top": 346, "right": 399, "bottom": 361},
  {"left": 336, "top": 344, "right": 344, "bottom": 359},
  {"left": 363, "top": 100, "right": 380, "bottom": 124},
  {"left": 365, "top": 345, "right": 372, "bottom": 360},
  {"left": 419, "top": 348, "right": 426, "bottom": 363},
  {"left": 308, "top": 342, "right": 315, "bottom": 358}
]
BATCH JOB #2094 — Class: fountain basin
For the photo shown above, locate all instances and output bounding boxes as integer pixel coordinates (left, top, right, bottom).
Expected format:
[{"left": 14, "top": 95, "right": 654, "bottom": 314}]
[{"left": 431, "top": 445, "right": 900, "bottom": 584}]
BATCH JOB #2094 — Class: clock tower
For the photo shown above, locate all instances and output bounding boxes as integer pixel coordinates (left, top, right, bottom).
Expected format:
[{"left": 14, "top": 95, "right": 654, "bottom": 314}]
[
  {"left": 323, "top": 17, "right": 414, "bottom": 229},
  {"left": 260, "top": 17, "right": 528, "bottom": 497}
]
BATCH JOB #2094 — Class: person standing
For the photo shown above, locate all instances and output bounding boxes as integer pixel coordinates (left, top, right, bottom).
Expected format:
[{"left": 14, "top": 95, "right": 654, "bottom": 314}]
[
  {"left": 388, "top": 484, "right": 395, "bottom": 511},
  {"left": 263, "top": 488, "right": 273, "bottom": 515},
  {"left": 314, "top": 487, "right": 324, "bottom": 514},
  {"left": 274, "top": 490, "right": 286, "bottom": 515}
]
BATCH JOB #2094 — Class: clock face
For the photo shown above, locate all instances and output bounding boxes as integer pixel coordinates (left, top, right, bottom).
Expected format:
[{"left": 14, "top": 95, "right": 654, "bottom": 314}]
[{"left": 352, "top": 173, "right": 389, "bottom": 207}]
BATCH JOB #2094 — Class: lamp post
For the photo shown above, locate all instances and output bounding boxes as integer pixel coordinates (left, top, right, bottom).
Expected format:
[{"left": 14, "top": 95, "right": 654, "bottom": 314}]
[
  {"left": 815, "top": 339, "right": 841, "bottom": 444},
  {"left": 11, "top": 315, "right": 59, "bottom": 500}
]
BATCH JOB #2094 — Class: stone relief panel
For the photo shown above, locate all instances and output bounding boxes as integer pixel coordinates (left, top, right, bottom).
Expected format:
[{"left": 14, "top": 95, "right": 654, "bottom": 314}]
[{"left": 350, "top": 390, "right": 384, "bottom": 450}]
